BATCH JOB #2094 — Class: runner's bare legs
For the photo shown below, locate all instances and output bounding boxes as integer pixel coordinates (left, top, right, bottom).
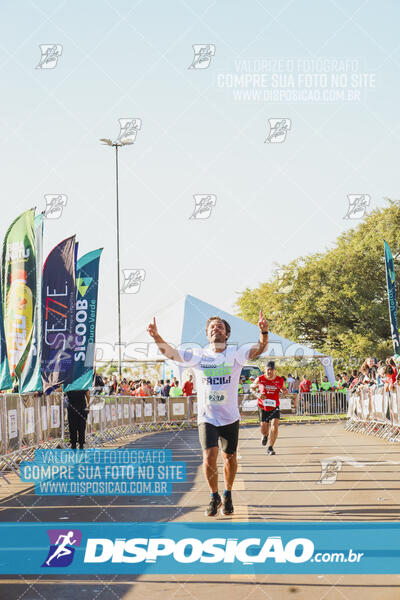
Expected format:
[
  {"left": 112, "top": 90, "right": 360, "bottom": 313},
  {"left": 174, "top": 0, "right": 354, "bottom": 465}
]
[
  {"left": 267, "top": 419, "right": 279, "bottom": 447},
  {"left": 203, "top": 448, "right": 237, "bottom": 494},
  {"left": 203, "top": 447, "right": 219, "bottom": 492},
  {"left": 261, "top": 421, "right": 270, "bottom": 439},
  {"left": 222, "top": 451, "right": 237, "bottom": 491}
]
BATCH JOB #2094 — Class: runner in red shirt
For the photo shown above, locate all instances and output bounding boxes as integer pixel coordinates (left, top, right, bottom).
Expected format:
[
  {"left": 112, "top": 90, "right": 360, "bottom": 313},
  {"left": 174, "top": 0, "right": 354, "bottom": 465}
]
[{"left": 251, "top": 360, "right": 287, "bottom": 455}]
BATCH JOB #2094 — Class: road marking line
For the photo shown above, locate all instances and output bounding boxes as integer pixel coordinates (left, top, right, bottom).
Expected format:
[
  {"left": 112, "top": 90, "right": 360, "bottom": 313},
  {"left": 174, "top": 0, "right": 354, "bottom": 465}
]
[{"left": 229, "top": 461, "right": 255, "bottom": 580}]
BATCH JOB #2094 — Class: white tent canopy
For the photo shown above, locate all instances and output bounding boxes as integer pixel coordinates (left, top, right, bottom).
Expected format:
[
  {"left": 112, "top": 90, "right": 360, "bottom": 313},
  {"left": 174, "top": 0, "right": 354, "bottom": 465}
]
[
  {"left": 124, "top": 294, "right": 329, "bottom": 361},
  {"left": 100, "top": 294, "right": 335, "bottom": 382}
]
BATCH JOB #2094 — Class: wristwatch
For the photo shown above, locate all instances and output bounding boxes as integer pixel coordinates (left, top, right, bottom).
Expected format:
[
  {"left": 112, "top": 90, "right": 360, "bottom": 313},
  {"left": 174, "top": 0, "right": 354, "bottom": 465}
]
[{"left": 261, "top": 330, "right": 269, "bottom": 334}]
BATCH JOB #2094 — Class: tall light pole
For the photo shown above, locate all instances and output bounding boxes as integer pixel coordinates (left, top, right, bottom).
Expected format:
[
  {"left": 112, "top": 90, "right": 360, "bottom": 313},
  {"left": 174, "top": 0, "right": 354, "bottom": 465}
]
[{"left": 100, "top": 137, "right": 133, "bottom": 379}]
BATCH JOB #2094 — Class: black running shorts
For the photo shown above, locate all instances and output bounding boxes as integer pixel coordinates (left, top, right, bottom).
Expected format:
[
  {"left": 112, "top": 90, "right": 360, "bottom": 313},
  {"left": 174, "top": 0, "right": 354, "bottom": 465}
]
[
  {"left": 258, "top": 407, "right": 280, "bottom": 422},
  {"left": 198, "top": 420, "right": 240, "bottom": 454}
]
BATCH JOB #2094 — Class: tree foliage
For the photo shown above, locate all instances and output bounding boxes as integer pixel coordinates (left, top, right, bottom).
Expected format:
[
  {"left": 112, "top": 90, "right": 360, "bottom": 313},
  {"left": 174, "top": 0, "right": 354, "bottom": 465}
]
[{"left": 236, "top": 200, "right": 400, "bottom": 363}]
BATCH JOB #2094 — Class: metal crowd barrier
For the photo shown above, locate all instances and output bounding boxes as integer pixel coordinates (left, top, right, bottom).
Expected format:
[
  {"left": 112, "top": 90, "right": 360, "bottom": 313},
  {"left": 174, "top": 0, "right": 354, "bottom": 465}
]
[
  {"left": 296, "top": 392, "right": 348, "bottom": 415},
  {"left": 0, "top": 393, "right": 64, "bottom": 473},
  {"left": 345, "top": 385, "right": 400, "bottom": 441},
  {"left": 0, "top": 392, "right": 301, "bottom": 473}
]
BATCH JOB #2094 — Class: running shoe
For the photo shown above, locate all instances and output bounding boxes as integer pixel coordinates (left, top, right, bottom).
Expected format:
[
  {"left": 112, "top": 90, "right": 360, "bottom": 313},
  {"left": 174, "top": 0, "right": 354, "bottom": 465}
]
[
  {"left": 220, "top": 495, "right": 234, "bottom": 516},
  {"left": 205, "top": 495, "right": 222, "bottom": 517},
  {"left": 267, "top": 446, "right": 276, "bottom": 455},
  {"left": 261, "top": 435, "right": 268, "bottom": 446}
]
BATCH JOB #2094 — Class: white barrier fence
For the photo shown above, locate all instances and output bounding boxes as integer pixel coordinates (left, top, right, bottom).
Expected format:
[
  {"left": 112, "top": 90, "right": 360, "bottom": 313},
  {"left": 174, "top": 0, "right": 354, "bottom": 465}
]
[
  {"left": 345, "top": 386, "right": 400, "bottom": 441},
  {"left": 0, "top": 393, "right": 298, "bottom": 472},
  {"left": 0, "top": 388, "right": 354, "bottom": 473},
  {"left": 296, "top": 392, "right": 348, "bottom": 415}
]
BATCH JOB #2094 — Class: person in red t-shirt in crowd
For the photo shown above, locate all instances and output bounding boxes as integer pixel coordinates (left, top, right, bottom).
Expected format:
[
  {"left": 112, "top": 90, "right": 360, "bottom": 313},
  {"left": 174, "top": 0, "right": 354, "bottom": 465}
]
[
  {"left": 384, "top": 364, "right": 397, "bottom": 391},
  {"left": 251, "top": 360, "right": 288, "bottom": 455},
  {"left": 299, "top": 375, "right": 311, "bottom": 394},
  {"left": 386, "top": 358, "right": 397, "bottom": 379},
  {"left": 298, "top": 375, "right": 312, "bottom": 414},
  {"left": 182, "top": 374, "right": 194, "bottom": 397},
  {"left": 137, "top": 380, "right": 148, "bottom": 397}
]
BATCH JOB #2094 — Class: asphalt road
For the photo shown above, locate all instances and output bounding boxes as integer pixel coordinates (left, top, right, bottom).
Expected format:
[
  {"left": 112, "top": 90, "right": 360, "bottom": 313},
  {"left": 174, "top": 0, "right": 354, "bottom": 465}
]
[{"left": 0, "top": 421, "right": 399, "bottom": 599}]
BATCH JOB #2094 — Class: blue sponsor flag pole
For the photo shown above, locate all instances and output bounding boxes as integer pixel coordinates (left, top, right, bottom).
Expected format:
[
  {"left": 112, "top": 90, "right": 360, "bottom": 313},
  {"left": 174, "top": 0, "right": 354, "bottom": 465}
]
[
  {"left": 64, "top": 248, "right": 103, "bottom": 391},
  {"left": 384, "top": 240, "right": 400, "bottom": 354}
]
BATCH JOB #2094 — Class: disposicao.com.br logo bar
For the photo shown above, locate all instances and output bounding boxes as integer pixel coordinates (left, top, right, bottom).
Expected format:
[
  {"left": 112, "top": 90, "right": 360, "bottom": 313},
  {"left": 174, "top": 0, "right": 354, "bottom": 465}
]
[
  {"left": 83, "top": 535, "right": 363, "bottom": 567},
  {"left": 0, "top": 523, "right": 399, "bottom": 574}
]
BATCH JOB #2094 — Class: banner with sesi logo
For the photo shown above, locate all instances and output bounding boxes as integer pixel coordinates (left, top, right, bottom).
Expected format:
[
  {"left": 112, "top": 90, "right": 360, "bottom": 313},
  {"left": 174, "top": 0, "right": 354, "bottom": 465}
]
[
  {"left": 20, "top": 213, "right": 44, "bottom": 392},
  {"left": 64, "top": 248, "right": 102, "bottom": 392},
  {"left": 2, "top": 208, "right": 36, "bottom": 381}
]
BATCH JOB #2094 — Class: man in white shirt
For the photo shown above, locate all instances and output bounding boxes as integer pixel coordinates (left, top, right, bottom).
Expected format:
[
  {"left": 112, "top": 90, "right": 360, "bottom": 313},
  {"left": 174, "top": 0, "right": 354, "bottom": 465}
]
[
  {"left": 147, "top": 311, "right": 269, "bottom": 517},
  {"left": 286, "top": 373, "right": 295, "bottom": 393}
]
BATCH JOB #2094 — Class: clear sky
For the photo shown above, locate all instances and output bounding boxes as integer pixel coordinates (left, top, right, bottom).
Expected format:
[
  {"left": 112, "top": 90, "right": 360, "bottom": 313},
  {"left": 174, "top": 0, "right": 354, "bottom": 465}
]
[{"left": 1, "top": 0, "right": 399, "bottom": 351}]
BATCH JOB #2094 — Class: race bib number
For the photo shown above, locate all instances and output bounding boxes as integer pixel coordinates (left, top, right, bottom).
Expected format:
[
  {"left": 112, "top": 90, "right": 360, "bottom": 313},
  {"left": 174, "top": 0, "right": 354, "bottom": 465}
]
[
  {"left": 263, "top": 398, "right": 276, "bottom": 408},
  {"left": 206, "top": 390, "right": 227, "bottom": 405}
]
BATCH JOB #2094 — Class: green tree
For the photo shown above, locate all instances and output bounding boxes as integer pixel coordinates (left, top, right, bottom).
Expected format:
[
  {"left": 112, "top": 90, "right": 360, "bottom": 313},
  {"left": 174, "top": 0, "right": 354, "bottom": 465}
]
[{"left": 236, "top": 200, "right": 400, "bottom": 365}]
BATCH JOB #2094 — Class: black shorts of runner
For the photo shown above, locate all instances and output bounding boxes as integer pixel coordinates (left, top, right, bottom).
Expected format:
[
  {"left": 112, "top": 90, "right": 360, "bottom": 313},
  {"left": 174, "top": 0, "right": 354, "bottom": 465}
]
[
  {"left": 198, "top": 420, "right": 239, "bottom": 454},
  {"left": 258, "top": 407, "right": 280, "bottom": 422}
]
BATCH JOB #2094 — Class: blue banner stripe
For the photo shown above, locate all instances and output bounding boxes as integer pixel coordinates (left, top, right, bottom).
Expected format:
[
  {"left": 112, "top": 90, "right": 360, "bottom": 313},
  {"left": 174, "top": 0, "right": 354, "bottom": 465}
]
[{"left": 0, "top": 522, "right": 399, "bottom": 574}]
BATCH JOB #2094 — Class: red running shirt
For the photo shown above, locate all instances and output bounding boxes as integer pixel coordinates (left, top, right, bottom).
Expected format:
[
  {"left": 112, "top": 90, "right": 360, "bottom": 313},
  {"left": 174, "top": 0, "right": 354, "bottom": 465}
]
[
  {"left": 256, "top": 375, "right": 284, "bottom": 411},
  {"left": 182, "top": 381, "right": 194, "bottom": 396},
  {"left": 299, "top": 379, "right": 311, "bottom": 393}
]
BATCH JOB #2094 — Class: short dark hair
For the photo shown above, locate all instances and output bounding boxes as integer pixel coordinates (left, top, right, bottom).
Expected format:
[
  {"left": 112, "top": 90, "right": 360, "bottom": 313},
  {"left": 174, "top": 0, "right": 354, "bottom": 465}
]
[{"left": 206, "top": 316, "right": 231, "bottom": 337}]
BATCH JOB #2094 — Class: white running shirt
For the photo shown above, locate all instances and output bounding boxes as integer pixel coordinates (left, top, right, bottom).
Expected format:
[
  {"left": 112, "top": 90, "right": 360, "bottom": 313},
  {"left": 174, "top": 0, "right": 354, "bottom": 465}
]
[{"left": 177, "top": 345, "right": 250, "bottom": 426}]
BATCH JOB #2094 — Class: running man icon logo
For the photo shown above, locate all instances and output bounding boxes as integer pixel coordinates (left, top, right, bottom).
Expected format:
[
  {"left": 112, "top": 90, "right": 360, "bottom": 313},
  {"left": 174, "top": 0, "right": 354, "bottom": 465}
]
[
  {"left": 115, "top": 118, "right": 142, "bottom": 145},
  {"left": 318, "top": 459, "right": 343, "bottom": 485},
  {"left": 42, "top": 529, "right": 82, "bottom": 567},
  {"left": 188, "top": 44, "right": 216, "bottom": 69},
  {"left": 36, "top": 45, "right": 63, "bottom": 69},
  {"left": 189, "top": 195, "right": 217, "bottom": 220},
  {"left": 265, "top": 119, "right": 291, "bottom": 143},
  {"left": 121, "top": 269, "right": 146, "bottom": 294},
  {"left": 44, "top": 194, "right": 68, "bottom": 219},
  {"left": 317, "top": 455, "right": 400, "bottom": 484},
  {"left": 343, "top": 194, "right": 370, "bottom": 220}
]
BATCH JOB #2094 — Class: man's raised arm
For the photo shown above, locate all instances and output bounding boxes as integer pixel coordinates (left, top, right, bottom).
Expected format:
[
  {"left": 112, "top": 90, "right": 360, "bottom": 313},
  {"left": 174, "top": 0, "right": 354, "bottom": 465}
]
[
  {"left": 147, "top": 317, "right": 183, "bottom": 363},
  {"left": 248, "top": 310, "right": 269, "bottom": 361}
]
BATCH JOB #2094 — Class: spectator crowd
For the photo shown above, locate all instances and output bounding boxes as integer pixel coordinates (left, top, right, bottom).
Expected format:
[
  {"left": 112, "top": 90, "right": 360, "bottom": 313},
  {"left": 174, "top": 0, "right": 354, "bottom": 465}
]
[
  {"left": 346, "top": 356, "right": 399, "bottom": 392},
  {"left": 93, "top": 355, "right": 400, "bottom": 400},
  {"left": 92, "top": 373, "right": 194, "bottom": 398},
  {"left": 297, "top": 356, "right": 400, "bottom": 397}
]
